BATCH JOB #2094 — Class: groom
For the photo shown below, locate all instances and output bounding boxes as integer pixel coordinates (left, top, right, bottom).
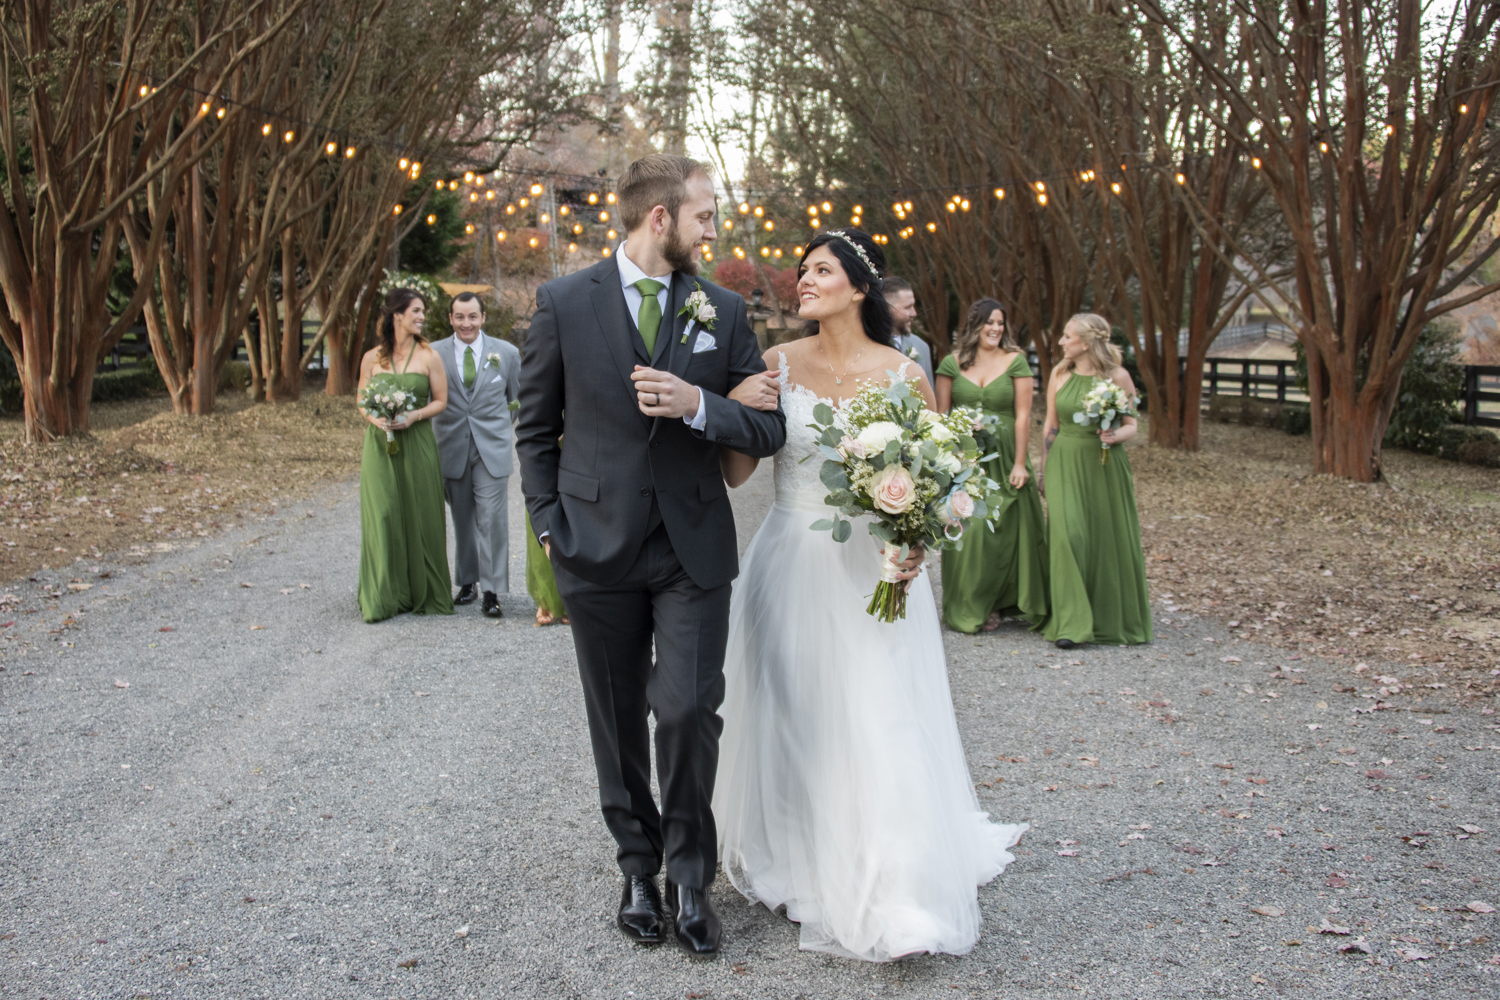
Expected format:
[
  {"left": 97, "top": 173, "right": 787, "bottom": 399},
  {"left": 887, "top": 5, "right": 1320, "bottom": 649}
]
[{"left": 517, "top": 154, "right": 786, "bottom": 955}]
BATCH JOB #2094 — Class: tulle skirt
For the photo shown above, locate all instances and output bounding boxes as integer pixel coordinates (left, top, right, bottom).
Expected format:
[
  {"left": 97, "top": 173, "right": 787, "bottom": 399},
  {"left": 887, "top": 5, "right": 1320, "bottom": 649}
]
[{"left": 714, "top": 498, "right": 1028, "bottom": 962}]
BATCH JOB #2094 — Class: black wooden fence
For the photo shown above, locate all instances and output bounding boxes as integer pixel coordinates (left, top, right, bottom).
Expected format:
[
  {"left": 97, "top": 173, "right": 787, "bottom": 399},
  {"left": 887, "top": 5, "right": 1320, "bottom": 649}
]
[{"left": 101, "top": 320, "right": 326, "bottom": 372}]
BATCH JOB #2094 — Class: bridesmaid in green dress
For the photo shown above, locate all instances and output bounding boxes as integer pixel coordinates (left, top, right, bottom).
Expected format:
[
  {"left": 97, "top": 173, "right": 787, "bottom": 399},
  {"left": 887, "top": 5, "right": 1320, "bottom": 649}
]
[
  {"left": 525, "top": 510, "right": 568, "bottom": 625},
  {"left": 356, "top": 288, "right": 456, "bottom": 623},
  {"left": 1038, "top": 313, "right": 1151, "bottom": 648},
  {"left": 934, "top": 298, "right": 1049, "bottom": 633}
]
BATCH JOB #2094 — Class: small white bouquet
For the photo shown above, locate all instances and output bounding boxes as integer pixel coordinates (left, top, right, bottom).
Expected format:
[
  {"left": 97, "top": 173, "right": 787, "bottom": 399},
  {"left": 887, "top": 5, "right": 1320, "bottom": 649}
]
[
  {"left": 1072, "top": 378, "right": 1139, "bottom": 463},
  {"left": 808, "top": 374, "right": 1004, "bottom": 622},
  {"left": 359, "top": 374, "right": 418, "bottom": 455}
]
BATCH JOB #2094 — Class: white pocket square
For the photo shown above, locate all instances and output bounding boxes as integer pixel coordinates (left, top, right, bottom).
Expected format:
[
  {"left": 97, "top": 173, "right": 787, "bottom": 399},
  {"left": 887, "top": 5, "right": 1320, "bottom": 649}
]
[
  {"left": 692, "top": 330, "right": 717, "bottom": 353},
  {"left": 490, "top": 375, "right": 502, "bottom": 383}
]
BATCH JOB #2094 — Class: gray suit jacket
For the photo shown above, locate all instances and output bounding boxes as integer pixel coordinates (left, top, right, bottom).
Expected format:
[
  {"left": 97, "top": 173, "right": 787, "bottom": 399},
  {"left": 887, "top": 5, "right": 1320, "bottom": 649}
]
[
  {"left": 894, "top": 331, "right": 935, "bottom": 387},
  {"left": 516, "top": 256, "right": 787, "bottom": 591},
  {"left": 430, "top": 333, "right": 521, "bottom": 480}
]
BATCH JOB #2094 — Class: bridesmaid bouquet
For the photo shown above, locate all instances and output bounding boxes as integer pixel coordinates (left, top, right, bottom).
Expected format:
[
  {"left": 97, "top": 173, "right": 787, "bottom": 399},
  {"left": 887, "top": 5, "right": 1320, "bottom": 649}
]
[
  {"left": 807, "top": 374, "right": 1003, "bottom": 622},
  {"left": 359, "top": 375, "right": 418, "bottom": 455},
  {"left": 1073, "top": 378, "right": 1139, "bottom": 463}
]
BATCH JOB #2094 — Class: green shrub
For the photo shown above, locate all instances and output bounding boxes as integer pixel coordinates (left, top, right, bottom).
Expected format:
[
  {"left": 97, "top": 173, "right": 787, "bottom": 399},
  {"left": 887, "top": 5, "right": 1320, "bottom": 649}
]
[
  {"left": 1385, "top": 323, "right": 1463, "bottom": 454},
  {"left": 219, "top": 360, "right": 252, "bottom": 392},
  {"left": 1280, "top": 402, "right": 1311, "bottom": 436},
  {"left": 92, "top": 363, "right": 165, "bottom": 402},
  {"left": 1436, "top": 425, "right": 1500, "bottom": 467}
]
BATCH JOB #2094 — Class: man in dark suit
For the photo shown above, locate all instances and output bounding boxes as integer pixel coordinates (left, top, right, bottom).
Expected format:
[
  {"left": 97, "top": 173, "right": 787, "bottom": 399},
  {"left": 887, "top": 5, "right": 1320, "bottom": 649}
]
[{"left": 516, "top": 154, "right": 785, "bottom": 955}]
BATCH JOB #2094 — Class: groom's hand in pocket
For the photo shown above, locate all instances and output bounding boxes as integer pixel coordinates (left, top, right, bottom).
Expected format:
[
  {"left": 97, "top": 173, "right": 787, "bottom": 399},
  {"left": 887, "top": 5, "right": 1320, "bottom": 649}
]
[{"left": 632, "top": 366, "right": 701, "bottom": 419}]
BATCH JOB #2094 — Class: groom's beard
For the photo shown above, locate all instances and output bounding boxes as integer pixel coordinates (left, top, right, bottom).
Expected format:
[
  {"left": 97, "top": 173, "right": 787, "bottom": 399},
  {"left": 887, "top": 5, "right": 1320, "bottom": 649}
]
[{"left": 662, "top": 219, "right": 699, "bottom": 276}]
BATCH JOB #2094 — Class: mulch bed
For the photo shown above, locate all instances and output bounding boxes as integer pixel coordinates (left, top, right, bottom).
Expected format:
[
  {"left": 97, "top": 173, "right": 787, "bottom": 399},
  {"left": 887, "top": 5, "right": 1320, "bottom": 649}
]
[
  {"left": 1127, "top": 421, "right": 1500, "bottom": 698},
  {"left": 0, "top": 393, "right": 366, "bottom": 587}
]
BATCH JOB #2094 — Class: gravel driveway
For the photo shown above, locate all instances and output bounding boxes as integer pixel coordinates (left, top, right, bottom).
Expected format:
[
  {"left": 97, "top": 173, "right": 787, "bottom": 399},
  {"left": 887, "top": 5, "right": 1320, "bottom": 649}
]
[{"left": 1, "top": 461, "right": 1495, "bottom": 999}]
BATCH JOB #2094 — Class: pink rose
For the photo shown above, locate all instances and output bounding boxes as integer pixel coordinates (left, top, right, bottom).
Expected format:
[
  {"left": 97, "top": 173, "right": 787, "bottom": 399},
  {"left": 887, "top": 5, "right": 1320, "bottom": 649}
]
[
  {"left": 971, "top": 418, "right": 985, "bottom": 434},
  {"left": 838, "top": 434, "right": 865, "bottom": 460},
  {"left": 947, "top": 488, "right": 975, "bottom": 520},
  {"left": 873, "top": 465, "right": 916, "bottom": 515}
]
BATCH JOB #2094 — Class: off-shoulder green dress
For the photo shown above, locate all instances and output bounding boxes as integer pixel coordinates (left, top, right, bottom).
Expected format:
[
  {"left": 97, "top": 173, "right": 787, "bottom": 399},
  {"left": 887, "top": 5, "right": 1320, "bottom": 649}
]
[
  {"left": 937, "top": 352, "right": 1049, "bottom": 633},
  {"left": 1042, "top": 373, "right": 1151, "bottom": 645},
  {"left": 357, "top": 370, "right": 455, "bottom": 623}
]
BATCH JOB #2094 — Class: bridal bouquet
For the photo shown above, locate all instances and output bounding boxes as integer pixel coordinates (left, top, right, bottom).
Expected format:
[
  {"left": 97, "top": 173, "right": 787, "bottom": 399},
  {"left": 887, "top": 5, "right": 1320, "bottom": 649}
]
[
  {"left": 1072, "top": 378, "right": 1139, "bottom": 463},
  {"left": 808, "top": 375, "right": 1003, "bottom": 622},
  {"left": 358, "top": 375, "right": 418, "bottom": 455}
]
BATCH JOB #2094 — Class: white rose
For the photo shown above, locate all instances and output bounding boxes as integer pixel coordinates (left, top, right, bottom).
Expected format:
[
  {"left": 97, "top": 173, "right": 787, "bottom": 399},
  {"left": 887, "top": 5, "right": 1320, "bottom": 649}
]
[
  {"left": 933, "top": 451, "right": 963, "bottom": 475},
  {"left": 698, "top": 302, "right": 717, "bottom": 321},
  {"left": 917, "top": 410, "right": 941, "bottom": 427},
  {"left": 856, "top": 421, "right": 904, "bottom": 455},
  {"left": 927, "top": 421, "right": 955, "bottom": 442}
]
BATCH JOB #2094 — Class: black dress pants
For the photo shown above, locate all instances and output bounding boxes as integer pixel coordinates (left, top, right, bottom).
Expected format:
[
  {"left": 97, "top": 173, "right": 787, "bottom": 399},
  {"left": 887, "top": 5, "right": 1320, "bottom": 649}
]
[{"left": 552, "top": 521, "right": 731, "bottom": 890}]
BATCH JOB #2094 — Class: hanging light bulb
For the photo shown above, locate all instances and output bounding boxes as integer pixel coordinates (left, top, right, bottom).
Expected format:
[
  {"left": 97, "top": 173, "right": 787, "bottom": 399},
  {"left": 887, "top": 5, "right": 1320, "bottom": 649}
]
[
  {"left": 588, "top": 192, "right": 599, "bottom": 204},
  {"left": 485, "top": 190, "right": 495, "bottom": 200},
  {"left": 427, "top": 214, "right": 436, "bottom": 225},
  {"left": 821, "top": 201, "right": 832, "bottom": 212},
  {"left": 1111, "top": 182, "right": 1122, "bottom": 194},
  {"left": 519, "top": 197, "right": 528, "bottom": 207},
  {"left": 465, "top": 223, "right": 475, "bottom": 234},
  {"left": 262, "top": 124, "right": 273, "bottom": 136},
  {"left": 606, "top": 229, "right": 616, "bottom": 239},
  {"left": 739, "top": 202, "right": 751, "bottom": 214},
  {"left": 568, "top": 243, "right": 578, "bottom": 253},
  {"left": 284, "top": 130, "right": 295, "bottom": 143},
  {"left": 723, "top": 219, "right": 734, "bottom": 230},
  {"left": 528, "top": 237, "right": 539, "bottom": 247},
  {"left": 497, "top": 231, "right": 507, "bottom": 242},
  {"left": 399, "top": 158, "right": 409, "bottom": 170},
  {"left": 530, "top": 183, "right": 544, "bottom": 195},
  {"left": 853, "top": 204, "right": 863, "bottom": 215},
  {"left": 1176, "top": 173, "right": 1186, "bottom": 184},
  {"left": 606, "top": 192, "right": 616, "bottom": 204},
  {"left": 764, "top": 220, "right": 774, "bottom": 231},
  {"left": 216, "top": 108, "right": 226, "bottom": 119},
  {"left": 598, "top": 210, "right": 609, "bottom": 221},
  {"left": 760, "top": 247, "right": 770, "bottom": 257},
  {"left": 753, "top": 206, "right": 764, "bottom": 217},
  {"left": 393, "top": 204, "right": 403, "bottom": 215},
  {"left": 540, "top": 212, "right": 549, "bottom": 223}
]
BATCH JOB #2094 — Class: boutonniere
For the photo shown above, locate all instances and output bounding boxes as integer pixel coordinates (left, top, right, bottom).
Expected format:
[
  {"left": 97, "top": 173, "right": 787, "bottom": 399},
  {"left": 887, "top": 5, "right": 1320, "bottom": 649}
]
[
  {"left": 905, "top": 343, "right": 921, "bottom": 361},
  {"left": 678, "top": 284, "right": 717, "bottom": 343},
  {"left": 484, "top": 351, "right": 501, "bottom": 370}
]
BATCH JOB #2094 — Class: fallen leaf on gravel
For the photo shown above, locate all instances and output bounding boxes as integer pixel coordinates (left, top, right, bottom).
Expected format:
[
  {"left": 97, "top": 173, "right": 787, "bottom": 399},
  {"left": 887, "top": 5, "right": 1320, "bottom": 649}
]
[
  {"left": 239, "top": 582, "right": 254, "bottom": 588},
  {"left": 1221, "top": 656, "right": 1242, "bottom": 663},
  {"left": 454, "top": 926, "right": 469, "bottom": 938},
  {"left": 1395, "top": 947, "right": 1433, "bottom": 962},
  {"left": 1056, "top": 839, "right": 1078, "bottom": 846},
  {"left": 1215, "top": 762, "right": 1235, "bottom": 770},
  {"left": 66, "top": 583, "right": 91, "bottom": 591},
  {"left": 158, "top": 626, "right": 173, "bottom": 632},
  {"left": 113, "top": 680, "right": 128, "bottom": 688},
  {"left": 732, "top": 962, "right": 750, "bottom": 975},
  {"left": 1469, "top": 901, "right": 1497, "bottom": 914},
  {"left": 1044, "top": 785, "right": 1059, "bottom": 791},
  {"left": 1339, "top": 938, "right": 1373, "bottom": 954},
  {"left": 1458, "top": 825, "right": 1485, "bottom": 835},
  {"left": 1247, "top": 777, "right": 1269, "bottom": 785},
  {"left": 1250, "top": 974, "right": 1267, "bottom": 984},
  {"left": 299, "top": 583, "right": 311, "bottom": 589},
  {"left": 1284, "top": 939, "right": 1302, "bottom": 946},
  {"left": 1325, "top": 875, "right": 1349, "bottom": 888},
  {"left": 248, "top": 625, "right": 264, "bottom": 630},
  {"left": 1057, "top": 849, "right": 1080, "bottom": 857},
  {"left": 1250, "top": 906, "right": 1285, "bottom": 917},
  {"left": 397, "top": 958, "right": 418, "bottom": 968},
  {"left": 1126, "top": 832, "right": 1147, "bottom": 840},
  {"left": 1118, "top": 688, "right": 1137, "bottom": 695},
  {"left": 1129, "top": 823, "right": 1152, "bottom": 830},
  {"left": 243, "top": 896, "right": 255, "bottom": 903},
  {"left": 1319, "top": 918, "right": 1352, "bottom": 935},
  {"left": 1179, "top": 843, "right": 1207, "bottom": 855},
  {"left": 1365, "top": 769, "right": 1388, "bottom": 779},
  {"left": 279, "top": 588, "right": 294, "bottom": 595}
]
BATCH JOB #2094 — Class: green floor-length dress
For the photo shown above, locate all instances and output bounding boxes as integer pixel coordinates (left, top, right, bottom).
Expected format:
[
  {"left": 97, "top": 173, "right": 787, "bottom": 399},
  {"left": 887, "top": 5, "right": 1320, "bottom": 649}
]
[
  {"left": 1042, "top": 372, "right": 1152, "bottom": 645},
  {"left": 357, "top": 370, "right": 455, "bottom": 623},
  {"left": 937, "top": 352, "right": 1050, "bottom": 633},
  {"left": 525, "top": 510, "right": 567, "bottom": 619}
]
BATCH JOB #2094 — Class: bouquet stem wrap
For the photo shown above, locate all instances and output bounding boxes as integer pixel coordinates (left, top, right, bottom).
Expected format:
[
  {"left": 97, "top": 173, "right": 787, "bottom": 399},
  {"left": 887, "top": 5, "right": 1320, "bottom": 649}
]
[
  {"left": 385, "top": 428, "right": 398, "bottom": 456},
  {"left": 867, "top": 546, "right": 908, "bottom": 622}
]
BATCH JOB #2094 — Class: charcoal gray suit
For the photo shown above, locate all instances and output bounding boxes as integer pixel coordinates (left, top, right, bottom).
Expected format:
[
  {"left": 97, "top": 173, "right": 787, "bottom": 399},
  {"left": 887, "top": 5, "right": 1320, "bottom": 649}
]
[
  {"left": 431, "top": 333, "right": 521, "bottom": 595},
  {"left": 516, "top": 253, "right": 785, "bottom": 890}
]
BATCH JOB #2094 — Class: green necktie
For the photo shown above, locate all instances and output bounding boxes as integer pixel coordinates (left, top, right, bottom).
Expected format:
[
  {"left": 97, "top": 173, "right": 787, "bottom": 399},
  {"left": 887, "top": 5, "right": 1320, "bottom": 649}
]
[
  {"left": 633, "top": 278, "right": 665, "bottom": 357},
  {"left": 463, "top": 344, "right": 476, "bottom": 390}
]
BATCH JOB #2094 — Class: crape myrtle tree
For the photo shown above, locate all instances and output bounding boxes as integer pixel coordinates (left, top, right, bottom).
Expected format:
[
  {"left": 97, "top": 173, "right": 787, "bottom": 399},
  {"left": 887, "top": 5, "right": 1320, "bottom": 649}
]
[
  {"left": 1140, "top": 0, "right": 1500, "bottom": 480},
  {"left": 0, "top": 0, "right": 302, "bottom": 440}
]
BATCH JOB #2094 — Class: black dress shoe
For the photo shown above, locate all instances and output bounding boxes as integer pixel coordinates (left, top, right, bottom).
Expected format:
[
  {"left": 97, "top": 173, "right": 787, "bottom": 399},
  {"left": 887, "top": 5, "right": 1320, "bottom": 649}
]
[
  {"left": 1055, "top": 638, "right": 1077, "bottom": 650},
  {"left": 454, "top": 584, "right": 477, "bottom": 605},
  {"left": 666, "top": 879, "right": 721, "bottom": 955},
  {"left": 482, "top": 591, "right": 503, "bottom": 618},
  {"left": 617, "top": 875, "right": 666, "bottom": 944}
]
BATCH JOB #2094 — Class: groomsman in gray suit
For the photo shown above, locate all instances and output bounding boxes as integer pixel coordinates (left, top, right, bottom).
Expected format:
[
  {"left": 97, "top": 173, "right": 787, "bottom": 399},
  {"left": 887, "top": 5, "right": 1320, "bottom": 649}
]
[
  {"left": 430, "top": 292, "right": 521, "bottom": 618},
  {"left": 883, "top": 275, "right": 935, "bottom": 386}
]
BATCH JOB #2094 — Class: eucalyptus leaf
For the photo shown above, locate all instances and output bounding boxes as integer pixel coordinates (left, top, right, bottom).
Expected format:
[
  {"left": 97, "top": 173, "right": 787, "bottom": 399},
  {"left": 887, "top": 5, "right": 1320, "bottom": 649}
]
[
  {"left": 883, "top": 439, "right": 901, "bottom": 464},
  {"left": 818, "top": 443, "right": 844, "bottom": 463},
  {"left": 813, "top": 402, "right": 835, "bottom": 425},
  {"left": 820, "top": 461, "right": 850, "bottom": 490},
  {"left": 810, "top": 518, "right": 836, "bottom": 531},
  {"left": 831, "top": 519, "right": 852, "bottom": 543}
]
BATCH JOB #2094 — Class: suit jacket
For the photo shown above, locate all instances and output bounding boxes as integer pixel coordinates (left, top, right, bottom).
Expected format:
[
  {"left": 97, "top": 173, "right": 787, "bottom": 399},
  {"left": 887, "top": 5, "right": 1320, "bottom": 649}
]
[
  {"left": 894, "top": 331, "right": 935, "bottom": 387},
  {"left": 516, "top": 255, "right": 786, "bottom": 590},
  {"left": 430, "top": 333, "right": 522, "bottom": 480}
]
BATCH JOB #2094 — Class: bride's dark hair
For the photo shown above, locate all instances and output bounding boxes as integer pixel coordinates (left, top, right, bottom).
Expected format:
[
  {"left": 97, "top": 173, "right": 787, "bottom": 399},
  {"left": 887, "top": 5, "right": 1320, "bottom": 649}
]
[{"left": 797, "top": 228, "right": 894, "bottom": 348}]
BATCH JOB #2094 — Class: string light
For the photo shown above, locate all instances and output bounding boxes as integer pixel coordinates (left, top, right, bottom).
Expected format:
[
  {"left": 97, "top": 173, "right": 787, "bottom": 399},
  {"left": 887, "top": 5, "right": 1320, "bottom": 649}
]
[
  {"left": 1459, "top": 104, "right": 1468, "bottom": 114},
  {"left": 485, "top": 190, "right": 495, "bottom": 200},
  {"left": 602, "top": 247, "right": 612, "bottom": 256},
  {"left": 794, "top": 245, "right": 804, "bottom": 255},
  {"left": 530, "top": 183, "right": 543, "bottom": 195},
  {"left": 262, "top": 124, "right": 272, "bottom": 135},
  {"left": 469, "top": 192, "right": 478, "bottom": 203},
  {"left": 540, "top": 212, "right": 549, "bottom": 223},
  {"left": 465, "top": 223, "right": 475, "bottom": 234},
  {"left": 853, "top": 204, "right": 863, "bottom": 214},
  {"left": 599, "top": 210, "right": 609, "bottom": 222},
  {"left": 994, "top": 188, "right": 1005, "bottom": 200},
  {"left": 808, "top": 205, "right": 819, "bottom": 216},
  {"left": 506, "top": 204, "right": 516, "bottom": 214},
  {"left": 764, "top": 220, "right": 774, "bottom": 231},
  {"left": 497, "top": 231, "right": 507, "bottom": 241},
  {"left": 1035, "top": 181, "right": 1046, "bottom": 192},
  {"left": 760, "top": 247, "right": 770, "bottom": 257},
  {"left": 903, "top": 201, "right": 913, "bottom": 211},
  {"left": 946, "top": 202, "right": 957, "bottom": 213},
  {"left": 326, "top": 142, "right": 337, "bottom": 155},
  {"left": 528, "top": 237, "right": 539, "bottom": 247},
  {"left": 926, "top": 222, "right": 937, "bottom": 232},
  {"left": 960, "top": 200, "right": 969, "bottom": 211},
  {"left": 449, "top": 181, "right": 459, "bottom": 191},
  {"left": 1385, "top": 124, "right": 1395, "bottom": 135},
  {"left": 753, "top": 206, "right": 764, "bottom": 217},
  {"left": 283, "top": 130, "right": 295, "bottom": 143},
  {"left": 400, "top": 158, "right": 410, "bottom": 170},
  {"left": 821, "top": 201, "right": 832, "bottom": 212},
  {"left": 606, "top": 229, "right": 616, "bottom": 239},
  {"left": 588, "top": 193, "right": 599, "bottom": 204},
  {"left": 427, "top": 214, "right": 436, "bottom": 225},
  {"left": 740, "top": 202, "right": 751, "bottom": 214},
  {"left": 519, "top": 197, "right": 528, "bottom": 207},
  {"left": 559, "top": 206, "right": 569, "bottom": 216},
  {"left": 1319, "top": 141, "right": 1329, "bottom": 153},
  {"left": 1252, "top": 157, "right": 1262, "bottom": 169},
  {"left": 606, "top": 192, "right": 616, "bottom": 204},
  {"left": 568, "top": 243, "right": 578, "bottom": 253},
  {"left": 393, "top": 204, "right": 402, "bottom": 215},
  {"left": 733, "top": 247, "right": 746, "bottom": 259},
  {"left": 139, "top": 85, "right": 149, "bottom": 97},
  {"left": 810, "top": 218, "right": 821, "bottom": 228},
  {"left": 436, "top": 180, "right": 445, "bottom": 190},
  {"left": 1038, "top": 193, "right": 1048, "bottom": 205},
  {"left": 773, "top": 248, "right": 783, "bottom": 258},
  {"left": 1111, "top": 182, "right": 1122, "bottom": 194},
  {"left": 216, "top": 108, "right": 226, "bottom": 119},
  {"left": 850, "top": 215, "right": 861, "bottom": 225},
  {"left": 1175, "top": 173, "right": 1186, "bottom": 184},
  {"left": 200, "top": 102, "right": 211, "bottom": 115},
  {"left": 572, "top": 223, "right": 583, "bottom": 234},
  {"left": 723, "top": 219, "right": 734, "bottom": 230}
]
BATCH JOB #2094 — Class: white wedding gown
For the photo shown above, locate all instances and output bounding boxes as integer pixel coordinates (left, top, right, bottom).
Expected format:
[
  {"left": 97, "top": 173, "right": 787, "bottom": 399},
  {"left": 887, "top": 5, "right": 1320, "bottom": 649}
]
[{"left": 714, "top": 359, "right": 1027, "bottom": 962}]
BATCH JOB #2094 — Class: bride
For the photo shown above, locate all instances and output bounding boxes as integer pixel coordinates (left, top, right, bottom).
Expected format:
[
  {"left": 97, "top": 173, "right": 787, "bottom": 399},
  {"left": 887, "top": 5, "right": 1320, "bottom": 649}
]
[{"left": 715, "top": 229, "right": 1027, "bottom": 962}]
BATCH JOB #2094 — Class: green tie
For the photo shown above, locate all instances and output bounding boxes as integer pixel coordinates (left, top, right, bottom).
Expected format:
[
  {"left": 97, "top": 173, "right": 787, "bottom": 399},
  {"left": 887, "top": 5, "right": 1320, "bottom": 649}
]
[
  {"left": 463, "top": 344, "right": 476, "bottom": 390},
  {"left": 633, "top": 278, "right": 665, "bottom": 357}
]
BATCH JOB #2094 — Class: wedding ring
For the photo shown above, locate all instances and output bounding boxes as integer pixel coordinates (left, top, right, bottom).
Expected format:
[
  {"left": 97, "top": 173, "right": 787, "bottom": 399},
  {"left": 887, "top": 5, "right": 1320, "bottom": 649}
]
[{"left": 653, "top": 392, "right": 660, "bottom": 407}]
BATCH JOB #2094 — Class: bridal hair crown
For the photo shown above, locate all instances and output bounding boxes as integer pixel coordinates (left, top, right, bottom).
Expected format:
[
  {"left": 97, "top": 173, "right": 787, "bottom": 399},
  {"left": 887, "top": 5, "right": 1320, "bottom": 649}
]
[{"left": 823, "top": 230, "right": 882, "bottom": 284}]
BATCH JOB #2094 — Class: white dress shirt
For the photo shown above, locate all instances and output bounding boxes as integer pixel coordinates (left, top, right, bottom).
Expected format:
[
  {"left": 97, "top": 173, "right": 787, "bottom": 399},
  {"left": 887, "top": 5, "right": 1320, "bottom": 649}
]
[
  {"left": 617, "top": 240, "right": 706, "bottom": 430},
  {"left": 453, "top": 332, "right": 484, "bottom": 388}
]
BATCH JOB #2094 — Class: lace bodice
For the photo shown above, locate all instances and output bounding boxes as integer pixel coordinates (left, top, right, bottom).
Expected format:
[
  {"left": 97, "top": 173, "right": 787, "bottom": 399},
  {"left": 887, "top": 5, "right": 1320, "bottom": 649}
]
[{"left": 772, "top": 351, "right": 911, "bottom": 510}]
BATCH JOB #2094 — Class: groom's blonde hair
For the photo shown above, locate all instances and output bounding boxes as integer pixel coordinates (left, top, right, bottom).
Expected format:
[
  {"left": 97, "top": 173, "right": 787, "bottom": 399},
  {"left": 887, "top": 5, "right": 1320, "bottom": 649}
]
[{"left": 617, "top": 154, "right": 713, "bottom": 232}]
